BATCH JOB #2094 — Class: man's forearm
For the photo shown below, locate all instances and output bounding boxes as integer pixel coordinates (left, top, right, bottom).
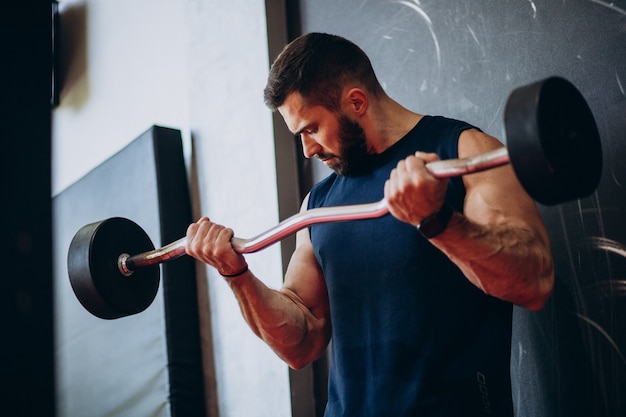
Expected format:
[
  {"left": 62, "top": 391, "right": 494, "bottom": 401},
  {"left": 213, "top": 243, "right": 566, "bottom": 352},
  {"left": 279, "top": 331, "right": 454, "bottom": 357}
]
[
  {"left": 431, "top": 212, "right": 555, "bottom": 311},
  {"left": 225, "top": 271, "right": 329, "bottom": 368}
]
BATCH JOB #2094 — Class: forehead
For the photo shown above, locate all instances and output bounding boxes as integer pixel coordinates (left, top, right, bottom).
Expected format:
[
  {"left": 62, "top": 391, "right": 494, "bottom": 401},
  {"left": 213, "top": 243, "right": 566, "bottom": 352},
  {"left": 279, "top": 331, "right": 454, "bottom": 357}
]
[{"left": 277, "top": 92, "right": 334, "bottom": 134}]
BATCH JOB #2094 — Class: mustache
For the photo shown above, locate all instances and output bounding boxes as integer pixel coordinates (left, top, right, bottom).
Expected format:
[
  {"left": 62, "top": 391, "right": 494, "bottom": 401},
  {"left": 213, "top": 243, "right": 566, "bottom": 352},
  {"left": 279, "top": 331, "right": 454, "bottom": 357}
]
[{"left": 314, "top": 153, "right": 338, "bottom": 161}]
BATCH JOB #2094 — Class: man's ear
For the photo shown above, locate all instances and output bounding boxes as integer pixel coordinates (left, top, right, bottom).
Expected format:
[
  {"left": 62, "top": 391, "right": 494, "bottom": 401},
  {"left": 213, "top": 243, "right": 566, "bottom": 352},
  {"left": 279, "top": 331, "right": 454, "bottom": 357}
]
[{"left": 344, "top": 88, "right": 368, "bottom": 116}]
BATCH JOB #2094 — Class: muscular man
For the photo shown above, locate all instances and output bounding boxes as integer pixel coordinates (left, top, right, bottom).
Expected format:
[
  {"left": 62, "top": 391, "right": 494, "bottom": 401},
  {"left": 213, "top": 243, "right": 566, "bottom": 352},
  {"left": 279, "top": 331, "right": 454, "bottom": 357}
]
[{"left": 186, "top": 32, "right": 554, "bottom": 416}]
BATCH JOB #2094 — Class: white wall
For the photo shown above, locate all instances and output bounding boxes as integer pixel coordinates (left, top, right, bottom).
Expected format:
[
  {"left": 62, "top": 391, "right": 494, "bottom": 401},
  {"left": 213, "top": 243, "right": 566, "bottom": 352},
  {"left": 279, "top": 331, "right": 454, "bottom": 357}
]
[
  {"left": 53, "top": 0, "right": 191, "bottom": 195},
  {"left": 53, "top": 0, "right": 292, "bottom": 416}
]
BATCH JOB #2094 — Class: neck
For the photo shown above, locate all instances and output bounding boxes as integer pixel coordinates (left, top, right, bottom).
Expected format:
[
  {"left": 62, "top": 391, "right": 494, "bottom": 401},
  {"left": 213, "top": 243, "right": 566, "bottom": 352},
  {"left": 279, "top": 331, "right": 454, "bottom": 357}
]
[{"left": 363, "top": 96, "right": 423, "bottom": 153}]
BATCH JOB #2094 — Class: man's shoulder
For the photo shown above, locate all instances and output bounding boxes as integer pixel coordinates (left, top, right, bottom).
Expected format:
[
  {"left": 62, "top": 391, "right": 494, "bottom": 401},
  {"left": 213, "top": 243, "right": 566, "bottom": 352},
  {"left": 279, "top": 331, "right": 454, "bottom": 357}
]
[{"left": 425, "top": 115, "right": 477, "bottom": 131}]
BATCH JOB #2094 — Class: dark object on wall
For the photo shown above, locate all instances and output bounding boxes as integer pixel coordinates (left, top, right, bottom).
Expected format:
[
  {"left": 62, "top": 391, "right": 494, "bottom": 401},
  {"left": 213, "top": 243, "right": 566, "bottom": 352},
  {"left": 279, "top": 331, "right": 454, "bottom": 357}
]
[
  {"left": 53, "top": 126, "right": 206, "bottom": 417},
  {"left": 52, "top": 0, "right": 60, "bottom": 107},
  {"left": 296, "top": 1, "right": 625, "bottom": 416}
]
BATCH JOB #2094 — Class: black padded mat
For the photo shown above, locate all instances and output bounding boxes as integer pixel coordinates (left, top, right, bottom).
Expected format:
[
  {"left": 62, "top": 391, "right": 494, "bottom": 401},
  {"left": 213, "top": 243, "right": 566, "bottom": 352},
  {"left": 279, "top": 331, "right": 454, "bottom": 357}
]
[{"left": 52, "top": 126, "right": 205, "bottom": 417}]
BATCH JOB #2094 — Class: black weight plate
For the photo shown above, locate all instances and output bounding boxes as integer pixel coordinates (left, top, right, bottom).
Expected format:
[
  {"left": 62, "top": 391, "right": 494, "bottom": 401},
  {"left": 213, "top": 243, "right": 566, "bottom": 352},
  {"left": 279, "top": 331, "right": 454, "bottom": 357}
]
[
  {"left": 505, "top": 77, "right": 602, "bottom": 205},
  {"left": 68, "top": 217, "right": 160, "bottom": 319}
]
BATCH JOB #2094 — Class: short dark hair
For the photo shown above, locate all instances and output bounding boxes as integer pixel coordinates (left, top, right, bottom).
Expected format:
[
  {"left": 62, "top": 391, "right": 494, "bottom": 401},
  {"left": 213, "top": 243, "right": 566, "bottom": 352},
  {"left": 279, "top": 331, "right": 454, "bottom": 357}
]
[{"left": 264, "top": 32, "right": 384, "bottom": 112}]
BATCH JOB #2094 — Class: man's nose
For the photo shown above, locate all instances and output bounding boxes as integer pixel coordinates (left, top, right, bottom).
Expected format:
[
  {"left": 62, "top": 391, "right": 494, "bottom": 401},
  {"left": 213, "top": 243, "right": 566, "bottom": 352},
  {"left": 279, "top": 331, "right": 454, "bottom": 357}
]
[{"left": 301, "top": 134, "right": 322, "bottom": 159}]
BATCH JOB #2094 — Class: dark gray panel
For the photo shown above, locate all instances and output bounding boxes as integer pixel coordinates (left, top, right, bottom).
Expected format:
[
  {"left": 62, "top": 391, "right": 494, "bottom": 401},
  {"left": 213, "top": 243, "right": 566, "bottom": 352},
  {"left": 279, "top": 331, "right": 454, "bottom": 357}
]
[
  {"left": 297, "top": 2, "right": 626, "bottom": 416},
  {"left": 53, "top": 126, "right": 205, "bottom": 417}
]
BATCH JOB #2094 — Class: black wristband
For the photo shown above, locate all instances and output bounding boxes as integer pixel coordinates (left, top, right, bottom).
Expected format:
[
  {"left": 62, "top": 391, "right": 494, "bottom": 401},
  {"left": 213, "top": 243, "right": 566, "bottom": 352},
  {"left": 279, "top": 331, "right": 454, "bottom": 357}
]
[
  {"left": 220, "top": 265, "right": 249, "bottom": 278},
  {"left": 417, "top": 203, "right": 455, "bottom": 239}
]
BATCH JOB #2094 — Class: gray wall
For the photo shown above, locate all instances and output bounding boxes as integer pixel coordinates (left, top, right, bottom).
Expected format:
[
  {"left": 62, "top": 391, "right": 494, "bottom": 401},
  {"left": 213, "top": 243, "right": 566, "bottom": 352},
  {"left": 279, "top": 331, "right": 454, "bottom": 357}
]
[{"left": 297, "top": 1, "right": 626, "bottom": 416}]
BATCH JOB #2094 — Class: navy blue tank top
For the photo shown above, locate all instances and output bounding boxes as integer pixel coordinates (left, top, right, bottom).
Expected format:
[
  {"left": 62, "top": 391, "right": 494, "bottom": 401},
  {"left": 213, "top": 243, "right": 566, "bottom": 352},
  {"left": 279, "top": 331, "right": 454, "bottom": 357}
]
[{"left": 308, "top": 116, "right": 513, "bottom": 417}]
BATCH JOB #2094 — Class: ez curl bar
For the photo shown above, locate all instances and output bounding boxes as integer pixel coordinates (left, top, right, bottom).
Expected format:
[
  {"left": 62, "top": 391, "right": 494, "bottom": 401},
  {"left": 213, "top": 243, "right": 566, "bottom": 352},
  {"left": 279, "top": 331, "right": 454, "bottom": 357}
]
[{"left": 68, "top": 76, "right": 603, "bottom": 319}]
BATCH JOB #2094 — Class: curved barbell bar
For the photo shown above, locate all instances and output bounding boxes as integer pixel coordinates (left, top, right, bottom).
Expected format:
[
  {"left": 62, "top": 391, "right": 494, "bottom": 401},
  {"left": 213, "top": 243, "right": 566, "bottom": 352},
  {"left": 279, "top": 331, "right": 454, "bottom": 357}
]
[{"left": 118, "top": 147, "right": 510, "bottom": 275}]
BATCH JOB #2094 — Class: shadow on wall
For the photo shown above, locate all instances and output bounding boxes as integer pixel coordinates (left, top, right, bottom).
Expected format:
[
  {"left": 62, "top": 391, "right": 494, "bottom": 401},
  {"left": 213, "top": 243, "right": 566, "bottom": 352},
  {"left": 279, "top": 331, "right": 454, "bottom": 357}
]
[
  {"left": 58, "top": 1, "right": 88, "bottom": 108},
  {"left": 189, "top": 132, "right": 220, "bottom": 417}
]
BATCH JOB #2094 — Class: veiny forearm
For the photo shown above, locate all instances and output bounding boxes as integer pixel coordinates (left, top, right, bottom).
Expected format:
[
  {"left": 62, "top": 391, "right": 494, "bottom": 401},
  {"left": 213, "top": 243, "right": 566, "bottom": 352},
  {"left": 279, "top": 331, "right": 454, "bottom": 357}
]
[
  {"left": 225, "top": 271, "right": 329, "bottom": 368},
  {"left": 431, "top": 213, "right": 555, "bottom": 311}
]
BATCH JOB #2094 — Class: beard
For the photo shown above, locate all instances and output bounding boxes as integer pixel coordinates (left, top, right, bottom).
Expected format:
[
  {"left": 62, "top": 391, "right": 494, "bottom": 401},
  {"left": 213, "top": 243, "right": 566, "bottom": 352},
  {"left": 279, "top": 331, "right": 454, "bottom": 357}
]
[{"left": 322, "top": 115, "right": 374, "bottom": 177}]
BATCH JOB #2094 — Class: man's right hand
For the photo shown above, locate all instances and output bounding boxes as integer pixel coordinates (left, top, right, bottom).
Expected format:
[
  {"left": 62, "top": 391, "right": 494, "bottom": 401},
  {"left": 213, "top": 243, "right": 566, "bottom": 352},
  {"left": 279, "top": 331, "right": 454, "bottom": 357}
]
[{"left": 185, "top": 217, "right": 249, "bottom": 277}]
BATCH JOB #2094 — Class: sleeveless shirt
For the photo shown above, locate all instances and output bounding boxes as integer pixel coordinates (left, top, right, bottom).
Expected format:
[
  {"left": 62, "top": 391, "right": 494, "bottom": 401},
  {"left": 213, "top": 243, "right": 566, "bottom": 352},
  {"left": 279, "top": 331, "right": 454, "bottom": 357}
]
[{"left": 308, "top": 116, "right": 514, "bottom": 417}]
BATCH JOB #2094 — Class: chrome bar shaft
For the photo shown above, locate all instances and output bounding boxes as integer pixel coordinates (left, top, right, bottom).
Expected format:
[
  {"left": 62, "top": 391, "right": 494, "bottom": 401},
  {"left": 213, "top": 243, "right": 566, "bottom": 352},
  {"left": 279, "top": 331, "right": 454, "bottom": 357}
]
[
  {"left": 231, "top": 198, "right": 390, "bottom": 253},
  {"left": 427, "top": 147, "right": 510, "bottom": 178},
  {"left": 125, "top": 198, "right": 390, "bottom": 272}
]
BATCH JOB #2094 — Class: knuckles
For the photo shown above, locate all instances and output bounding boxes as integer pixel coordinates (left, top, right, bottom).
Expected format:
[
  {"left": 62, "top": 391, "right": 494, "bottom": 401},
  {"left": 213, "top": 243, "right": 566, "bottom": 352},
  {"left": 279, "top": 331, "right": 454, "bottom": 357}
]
[{"left": 186, "top": 220, "right": 232, "bottom": 259}]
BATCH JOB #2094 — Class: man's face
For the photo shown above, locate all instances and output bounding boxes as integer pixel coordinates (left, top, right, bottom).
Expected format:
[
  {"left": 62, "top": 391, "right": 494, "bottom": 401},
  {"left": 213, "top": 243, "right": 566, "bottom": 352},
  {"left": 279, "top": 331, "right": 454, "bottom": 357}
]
[{"left": 278, "top": 92, "right": 373, "bottom": 177}]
